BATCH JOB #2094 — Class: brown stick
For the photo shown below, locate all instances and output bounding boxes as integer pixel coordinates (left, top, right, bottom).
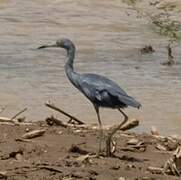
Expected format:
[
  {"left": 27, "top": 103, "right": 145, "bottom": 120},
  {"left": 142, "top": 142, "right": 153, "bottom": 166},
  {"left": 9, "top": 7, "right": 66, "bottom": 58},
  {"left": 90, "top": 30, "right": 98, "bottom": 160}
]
[
  {"left": 11, "top": 108, "right": 28, "bottom": 120},
  {"left": 15, "top": 138, "right": 35, "bottom": 143},
  {"left": 120, "top": 119, "right": 139, "bottom": 131},
  {"left": 37, "top": 166, "right": 62, "bottom": 173},
  {"left": 45, "top": 102, "right": 84, "bottom": 125}
]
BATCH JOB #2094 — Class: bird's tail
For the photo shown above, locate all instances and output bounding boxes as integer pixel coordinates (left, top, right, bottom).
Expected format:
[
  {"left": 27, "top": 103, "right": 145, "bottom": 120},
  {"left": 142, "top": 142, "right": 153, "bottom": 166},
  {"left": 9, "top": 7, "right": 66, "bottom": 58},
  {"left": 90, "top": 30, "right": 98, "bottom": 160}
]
[{"left": 119, "top": 94, "right": 141, "bottom": 109}]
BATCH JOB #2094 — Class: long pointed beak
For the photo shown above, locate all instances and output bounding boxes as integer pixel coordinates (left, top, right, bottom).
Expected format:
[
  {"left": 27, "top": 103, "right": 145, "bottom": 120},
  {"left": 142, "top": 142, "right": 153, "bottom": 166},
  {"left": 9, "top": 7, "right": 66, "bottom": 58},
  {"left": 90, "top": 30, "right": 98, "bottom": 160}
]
[{"left": 37, "top": 44, "right": 57, "bottom": 49}]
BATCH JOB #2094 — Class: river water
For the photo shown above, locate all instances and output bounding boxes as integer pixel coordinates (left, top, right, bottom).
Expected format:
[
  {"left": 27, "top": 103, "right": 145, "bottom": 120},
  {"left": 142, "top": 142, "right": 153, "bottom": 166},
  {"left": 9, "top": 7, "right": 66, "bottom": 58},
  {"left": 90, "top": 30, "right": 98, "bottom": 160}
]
[{"left": 0, "top": 0, "right": 181, "bottom": 135}]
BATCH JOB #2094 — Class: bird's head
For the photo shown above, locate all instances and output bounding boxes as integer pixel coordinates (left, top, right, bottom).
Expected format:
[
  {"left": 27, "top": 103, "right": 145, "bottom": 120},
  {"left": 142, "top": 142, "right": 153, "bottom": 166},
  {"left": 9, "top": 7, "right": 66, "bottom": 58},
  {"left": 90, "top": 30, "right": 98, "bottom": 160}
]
[{"left": 37, "top": 38, "right": 75, "bottom": 50}]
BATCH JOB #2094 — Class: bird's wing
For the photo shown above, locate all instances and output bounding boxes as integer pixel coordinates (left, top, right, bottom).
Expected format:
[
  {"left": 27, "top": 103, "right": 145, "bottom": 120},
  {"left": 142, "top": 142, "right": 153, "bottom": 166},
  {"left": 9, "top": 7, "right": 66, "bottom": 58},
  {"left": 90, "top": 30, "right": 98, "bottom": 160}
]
[
  {"left": 78, "top": 73, "right": 141, "bottom": 109},
  {"left": 79, "top": 73, "right": 128, "bottom": 95}
]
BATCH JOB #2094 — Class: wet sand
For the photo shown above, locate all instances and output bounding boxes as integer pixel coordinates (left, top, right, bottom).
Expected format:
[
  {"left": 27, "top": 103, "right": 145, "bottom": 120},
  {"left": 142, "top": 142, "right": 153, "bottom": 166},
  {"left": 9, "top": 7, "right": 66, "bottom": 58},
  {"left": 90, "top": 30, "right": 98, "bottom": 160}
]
[{"left": 0, "top": 121, "right": 181, "bottom": 180}]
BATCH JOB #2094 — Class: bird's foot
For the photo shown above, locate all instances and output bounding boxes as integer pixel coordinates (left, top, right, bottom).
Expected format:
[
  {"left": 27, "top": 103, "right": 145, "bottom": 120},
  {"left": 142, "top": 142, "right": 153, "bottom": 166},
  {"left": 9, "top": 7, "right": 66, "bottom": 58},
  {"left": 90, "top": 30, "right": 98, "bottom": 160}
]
[{"left": 105, "top": 136, "right": 116, "bottom": 157}]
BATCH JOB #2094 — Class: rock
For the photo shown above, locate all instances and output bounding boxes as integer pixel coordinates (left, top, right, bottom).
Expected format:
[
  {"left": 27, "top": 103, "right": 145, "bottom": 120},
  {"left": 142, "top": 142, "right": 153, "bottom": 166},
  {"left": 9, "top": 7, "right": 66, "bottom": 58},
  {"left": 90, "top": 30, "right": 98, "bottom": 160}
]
[
  {"left": 58, "top": 130, "right": 63, "bottom": 135},
  {"left": 15, "top": 153, "right": 23, "bottom": 161},
  {"left": 68, "top": 144, "right": 88, "bottom": 155},
  {"left": 140, "top": 45, "right": 155, "bottom": 54},
  {"left": 118, "top": 177, "right": 126, "bottom": 180},
  {"left": 111, "top": 164, "right": 120, "bottom": 170}
]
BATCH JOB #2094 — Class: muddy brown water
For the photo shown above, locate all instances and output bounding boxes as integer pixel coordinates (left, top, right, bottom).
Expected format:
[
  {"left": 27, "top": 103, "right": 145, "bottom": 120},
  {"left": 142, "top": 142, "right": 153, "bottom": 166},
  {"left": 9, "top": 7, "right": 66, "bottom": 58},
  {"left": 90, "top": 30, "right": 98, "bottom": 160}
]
[{"left": 0, "top": 0, "right": 181, "bottom": 135}]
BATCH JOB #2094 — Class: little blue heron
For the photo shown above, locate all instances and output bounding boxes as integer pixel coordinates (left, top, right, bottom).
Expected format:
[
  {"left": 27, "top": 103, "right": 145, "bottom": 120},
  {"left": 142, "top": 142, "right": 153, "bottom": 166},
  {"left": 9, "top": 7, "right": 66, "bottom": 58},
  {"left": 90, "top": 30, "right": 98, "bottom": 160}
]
[{"left": 38, "top": 38, "right": 141, "bottom": 156}]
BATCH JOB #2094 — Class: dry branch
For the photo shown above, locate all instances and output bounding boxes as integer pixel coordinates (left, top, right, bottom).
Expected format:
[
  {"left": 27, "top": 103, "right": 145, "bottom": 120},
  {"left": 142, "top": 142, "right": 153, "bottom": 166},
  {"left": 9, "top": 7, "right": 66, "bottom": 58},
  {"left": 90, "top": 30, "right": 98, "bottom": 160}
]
[
  {"left": 38, "top": 166, "right": 62, "bottom": 173},
  {"left": 15, "top": 138, "right": 35, "bottom": 143},
  {"left": 11, "top": 108, "right": 27, "bottom": 120},
  {"left": 120, "top": 119, "right": 139, "bottom": 131},
  {"left": 45, "top": 102, "right": 84, "bottom": 125},
  {"left": 164, "top": 146, "right": 181, "bottom": 176},
  {"left": 0, "top": 117, "right": 15, "bottom": 123}
]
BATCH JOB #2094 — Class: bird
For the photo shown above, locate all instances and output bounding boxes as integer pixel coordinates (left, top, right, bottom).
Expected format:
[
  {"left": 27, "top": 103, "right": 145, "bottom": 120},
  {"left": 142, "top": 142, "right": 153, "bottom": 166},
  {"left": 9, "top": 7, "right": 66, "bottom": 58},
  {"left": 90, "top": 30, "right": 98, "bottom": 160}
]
[{"left": 38, "top": 38, "right": 141, "bottom": 156}]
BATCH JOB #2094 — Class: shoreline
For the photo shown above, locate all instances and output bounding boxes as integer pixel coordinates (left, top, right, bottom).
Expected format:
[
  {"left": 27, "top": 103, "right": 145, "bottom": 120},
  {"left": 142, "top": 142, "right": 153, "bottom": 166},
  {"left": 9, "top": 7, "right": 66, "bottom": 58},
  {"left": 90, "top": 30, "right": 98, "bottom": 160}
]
[{"left": 0, "top": 120, "right": 181, "bottom": 180}]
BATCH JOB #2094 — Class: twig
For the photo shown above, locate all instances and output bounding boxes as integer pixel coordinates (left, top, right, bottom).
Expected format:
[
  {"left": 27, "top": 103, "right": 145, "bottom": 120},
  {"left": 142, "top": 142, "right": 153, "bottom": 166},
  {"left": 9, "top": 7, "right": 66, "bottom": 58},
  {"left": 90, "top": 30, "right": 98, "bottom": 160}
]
[
  {"left": 164, "top": 146, "right": 181, "bottom": 176},
  {"left": 11, "top": 108, "right": 27, "bottom": 120},
  {"left": 15, "top": 138, "right": 35, "bottom": 143},
  {"left": 37, "top": 166, "right": 62, "bottom": 173},
  {"left": 45, "top": 102, "right": 84, "bottom": 125}
]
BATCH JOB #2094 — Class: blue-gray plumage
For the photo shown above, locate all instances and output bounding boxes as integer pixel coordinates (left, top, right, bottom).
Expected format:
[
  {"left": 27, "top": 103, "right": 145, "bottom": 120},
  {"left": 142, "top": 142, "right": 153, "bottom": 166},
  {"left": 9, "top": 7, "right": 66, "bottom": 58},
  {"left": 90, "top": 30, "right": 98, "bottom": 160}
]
[
  {"left": 38, "top": 38, "right": 141, "bottom": 156},
  {"left": 76, "top": 73, "right": 141, "bottom": 109}
]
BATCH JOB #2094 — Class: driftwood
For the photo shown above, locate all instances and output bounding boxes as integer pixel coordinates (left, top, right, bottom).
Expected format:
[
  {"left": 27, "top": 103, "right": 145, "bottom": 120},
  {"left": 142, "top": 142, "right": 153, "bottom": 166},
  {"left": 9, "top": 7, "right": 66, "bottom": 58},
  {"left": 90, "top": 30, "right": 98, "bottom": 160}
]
[
  {"left": 147, "top": 166, "right": 164, "bottom": 174},
  {"left": 11, "top": 108, "right": 27, "bottom": 120},
  {"left": 0, "top": 117, "right": 15, "bottom": 123},
  {"left": 148, "top": 146, "right": 181, "bottom": 176},
  {"left": 164, "top": 146, "right": 181, "bottom": 176},
  {"left": 156, "top": 143, "right": 167, "bottom": 151},
  {"left": 45, "top": 102, "right": 84, "bottom": 125},
  {"left": 22, "top": 129, "right": 46, "bottom": 139},
  {"left": 37, "top": 166, "right": 62, "bottom": 173},
  {"left": 120, "top": 119, "right": 139, "bottom": 131},
  {"left": 0, "top": 108, "right": 27, "bottom": 125},
  {"left": 121, "top": 141, "right": 146, "bottom": 152}
]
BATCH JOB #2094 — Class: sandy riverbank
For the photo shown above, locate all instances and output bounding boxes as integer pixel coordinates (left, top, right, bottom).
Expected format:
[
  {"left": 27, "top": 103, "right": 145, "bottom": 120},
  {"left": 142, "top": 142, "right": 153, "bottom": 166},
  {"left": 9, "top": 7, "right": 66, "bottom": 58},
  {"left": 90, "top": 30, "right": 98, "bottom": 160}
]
[{"left": 0, "top": 120, "right": 181, "bottom": 180}]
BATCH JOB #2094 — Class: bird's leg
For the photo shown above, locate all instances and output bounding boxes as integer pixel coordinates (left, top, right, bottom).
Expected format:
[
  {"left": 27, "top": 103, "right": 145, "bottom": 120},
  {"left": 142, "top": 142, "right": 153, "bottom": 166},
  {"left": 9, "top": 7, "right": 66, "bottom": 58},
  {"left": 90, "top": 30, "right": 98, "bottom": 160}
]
[
  {"left": 106, "top": 108, "right": 128, "bottom": 156},
  {"left": 94, "top": 105, "right": 103, "bottom": 155}
]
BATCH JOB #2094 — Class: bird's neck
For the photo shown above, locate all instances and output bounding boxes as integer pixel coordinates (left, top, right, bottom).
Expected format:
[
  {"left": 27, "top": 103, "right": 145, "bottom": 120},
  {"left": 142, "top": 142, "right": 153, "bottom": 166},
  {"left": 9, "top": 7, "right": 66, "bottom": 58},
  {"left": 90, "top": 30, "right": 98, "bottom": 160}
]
[
  {"left": 65, "top": 46, "right": 80, "bottom": 87},
  {"left": 66, "top": 47, "right": 75, "bottom": 69}
]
